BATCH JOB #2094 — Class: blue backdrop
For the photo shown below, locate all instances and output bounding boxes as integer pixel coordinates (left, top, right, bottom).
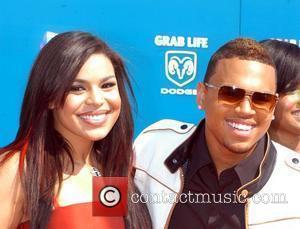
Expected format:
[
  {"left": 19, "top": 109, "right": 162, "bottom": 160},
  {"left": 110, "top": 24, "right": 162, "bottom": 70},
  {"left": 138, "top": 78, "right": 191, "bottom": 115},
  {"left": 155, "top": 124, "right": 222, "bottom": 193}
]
[{"left": 1, "top": 0, "right": 299, "bottom": 146}]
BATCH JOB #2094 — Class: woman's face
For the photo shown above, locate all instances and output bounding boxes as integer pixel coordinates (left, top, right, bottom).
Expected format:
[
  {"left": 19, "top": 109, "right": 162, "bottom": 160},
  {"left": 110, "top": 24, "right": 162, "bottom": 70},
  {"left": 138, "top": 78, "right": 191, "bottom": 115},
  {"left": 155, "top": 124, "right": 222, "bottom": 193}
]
[
  {"left": 53, "top": 54, "right": 121, "bottom": 143},
  {"left": 272, "top": 88, "right": 300, "bottom": 135}
]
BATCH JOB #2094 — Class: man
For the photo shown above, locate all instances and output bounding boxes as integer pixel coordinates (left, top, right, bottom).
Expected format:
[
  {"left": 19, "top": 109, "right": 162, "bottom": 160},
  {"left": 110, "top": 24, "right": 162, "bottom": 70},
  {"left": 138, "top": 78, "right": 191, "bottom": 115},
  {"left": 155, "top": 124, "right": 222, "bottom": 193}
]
[{"left": 134, "top": 38, "right": 300, "bottom": 228}]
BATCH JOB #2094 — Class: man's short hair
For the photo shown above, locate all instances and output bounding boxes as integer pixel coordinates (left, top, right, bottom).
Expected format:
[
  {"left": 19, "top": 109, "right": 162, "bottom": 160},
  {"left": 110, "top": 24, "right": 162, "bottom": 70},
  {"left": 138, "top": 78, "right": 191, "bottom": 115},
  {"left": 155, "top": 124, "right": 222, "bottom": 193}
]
[{"left": 204, "top": 38, "right": 276, "bottom": 83}]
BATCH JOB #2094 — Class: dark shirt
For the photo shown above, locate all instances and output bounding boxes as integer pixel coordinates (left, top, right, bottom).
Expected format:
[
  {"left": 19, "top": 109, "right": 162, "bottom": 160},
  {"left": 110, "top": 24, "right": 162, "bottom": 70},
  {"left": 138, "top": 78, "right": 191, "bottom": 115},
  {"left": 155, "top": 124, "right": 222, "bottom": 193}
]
[{"left": 167, "top": 123, "right": 265, "bottom": 229}]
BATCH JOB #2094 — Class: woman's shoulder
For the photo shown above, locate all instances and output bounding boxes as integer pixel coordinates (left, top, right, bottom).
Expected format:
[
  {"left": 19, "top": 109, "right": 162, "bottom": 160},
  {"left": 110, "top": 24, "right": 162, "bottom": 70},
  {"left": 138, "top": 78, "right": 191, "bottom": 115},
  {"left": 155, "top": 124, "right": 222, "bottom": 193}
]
[
  {"left": 0, "top": 151, "right": 26, "bottom": 227},
  {"left": 0, "top": 150, "right": 24, "bottom": 180},
  {"left": 0, "top": 150, "right": 21, "bottom": 168}
]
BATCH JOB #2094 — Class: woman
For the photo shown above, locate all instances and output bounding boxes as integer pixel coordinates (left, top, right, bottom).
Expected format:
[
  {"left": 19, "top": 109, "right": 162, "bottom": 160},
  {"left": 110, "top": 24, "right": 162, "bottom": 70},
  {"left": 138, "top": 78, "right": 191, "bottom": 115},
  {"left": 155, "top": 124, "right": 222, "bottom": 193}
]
[
  {"left": 261, "top": 39, "right": 300, "bottom": 152},
  {"left": 0, "top": 31, "right": 151, "bottom": 228}
]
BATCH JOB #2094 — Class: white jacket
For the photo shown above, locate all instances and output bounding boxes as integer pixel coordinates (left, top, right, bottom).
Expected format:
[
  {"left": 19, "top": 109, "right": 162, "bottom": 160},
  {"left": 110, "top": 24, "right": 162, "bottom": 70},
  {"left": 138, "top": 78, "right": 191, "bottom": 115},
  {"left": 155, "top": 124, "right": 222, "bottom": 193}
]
[{"left": 134, "top": 119, "right": 300, "bottom": 229}]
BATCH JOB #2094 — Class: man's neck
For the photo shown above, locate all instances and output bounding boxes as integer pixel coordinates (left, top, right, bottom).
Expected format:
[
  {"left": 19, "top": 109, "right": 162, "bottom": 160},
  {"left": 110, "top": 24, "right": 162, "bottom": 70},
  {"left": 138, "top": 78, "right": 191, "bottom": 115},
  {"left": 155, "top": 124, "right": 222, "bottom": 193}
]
[
  {"left": 205, "top": 129, "right": 255, "bottom": 176},
  {"left": 208, "top": 146, "right": 253, "bottom": 177}
]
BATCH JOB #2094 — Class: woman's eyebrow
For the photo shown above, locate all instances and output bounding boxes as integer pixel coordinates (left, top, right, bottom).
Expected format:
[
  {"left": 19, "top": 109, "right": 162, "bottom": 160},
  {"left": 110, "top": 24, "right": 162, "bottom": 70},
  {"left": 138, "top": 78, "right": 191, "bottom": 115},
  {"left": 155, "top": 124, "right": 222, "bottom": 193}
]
[{"left": 73, "top": 75, "right": 116, "bottom": 84}]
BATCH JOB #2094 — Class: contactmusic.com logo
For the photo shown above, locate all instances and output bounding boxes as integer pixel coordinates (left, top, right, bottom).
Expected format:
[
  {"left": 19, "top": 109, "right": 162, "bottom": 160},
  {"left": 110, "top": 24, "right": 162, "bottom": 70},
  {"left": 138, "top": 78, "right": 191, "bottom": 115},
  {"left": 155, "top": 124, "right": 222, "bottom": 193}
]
[{"left": 92, "top": 177, "right": 128, "bottom": 216}]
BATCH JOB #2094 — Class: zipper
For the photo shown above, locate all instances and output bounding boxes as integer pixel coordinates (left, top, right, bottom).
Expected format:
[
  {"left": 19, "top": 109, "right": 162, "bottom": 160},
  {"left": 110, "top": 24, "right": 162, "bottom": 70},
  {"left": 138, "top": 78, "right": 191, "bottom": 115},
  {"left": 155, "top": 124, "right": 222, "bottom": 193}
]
[
  {"left": 234, "top": 133, "right": 271, "bottom": 229},
  {"left": 164, "top": 167, "right": 185, "bottom": 229},
  {"left": 244, "top": 199, "right": 249, "bottom": 229}
]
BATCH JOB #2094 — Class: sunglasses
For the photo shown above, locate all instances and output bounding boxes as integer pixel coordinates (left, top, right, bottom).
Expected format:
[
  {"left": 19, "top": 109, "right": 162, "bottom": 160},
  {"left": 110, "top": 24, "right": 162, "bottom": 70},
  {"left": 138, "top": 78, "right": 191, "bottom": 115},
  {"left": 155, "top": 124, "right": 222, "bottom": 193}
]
[{"left": 204, "top": 83, "right": 279, "bottom": 111}]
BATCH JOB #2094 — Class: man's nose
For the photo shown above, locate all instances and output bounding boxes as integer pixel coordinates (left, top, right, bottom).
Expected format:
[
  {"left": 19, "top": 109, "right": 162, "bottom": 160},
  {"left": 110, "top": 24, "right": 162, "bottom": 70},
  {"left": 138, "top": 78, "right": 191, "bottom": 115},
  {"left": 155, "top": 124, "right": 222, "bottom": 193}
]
[{"left": 235, "top": 96, "right": 256, "bottom": 117}]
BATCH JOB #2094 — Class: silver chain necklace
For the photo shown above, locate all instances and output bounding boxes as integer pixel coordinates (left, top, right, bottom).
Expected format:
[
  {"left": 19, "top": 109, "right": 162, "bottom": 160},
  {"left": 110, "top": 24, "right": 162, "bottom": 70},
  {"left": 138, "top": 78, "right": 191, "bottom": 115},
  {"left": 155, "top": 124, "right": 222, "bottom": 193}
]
[{"left": 90, "top": 167, "right": 101, "bottom": 176}]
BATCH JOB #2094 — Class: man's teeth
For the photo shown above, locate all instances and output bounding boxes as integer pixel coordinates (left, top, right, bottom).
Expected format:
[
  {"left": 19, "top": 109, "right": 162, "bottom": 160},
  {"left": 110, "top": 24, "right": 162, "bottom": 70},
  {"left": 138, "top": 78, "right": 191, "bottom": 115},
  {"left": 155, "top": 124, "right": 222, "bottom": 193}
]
[
  {"left": 228, "top": 122, "right": 253, "bottom": 131},
  {"left": 80, "top": 114, "right": 106, "bottom": 121}
]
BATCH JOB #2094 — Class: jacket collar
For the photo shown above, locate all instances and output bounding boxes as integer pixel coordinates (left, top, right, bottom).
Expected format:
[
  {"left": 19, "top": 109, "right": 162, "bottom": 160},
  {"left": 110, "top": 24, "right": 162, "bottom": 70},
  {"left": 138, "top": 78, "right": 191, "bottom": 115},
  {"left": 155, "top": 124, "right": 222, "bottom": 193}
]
[
  {"left": 164, "top": 119, "right": 277, "bottom": 198},
  {"left": 164, "top": 120, "right": 205, "bottom": 173}
]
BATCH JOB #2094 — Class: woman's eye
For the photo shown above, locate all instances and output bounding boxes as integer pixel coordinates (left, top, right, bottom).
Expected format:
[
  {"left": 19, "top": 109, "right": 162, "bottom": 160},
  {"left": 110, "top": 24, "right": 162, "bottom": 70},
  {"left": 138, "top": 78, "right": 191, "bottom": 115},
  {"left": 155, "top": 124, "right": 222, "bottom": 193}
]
[
  {"left": 70, "top": 85, "right": 85, "bottom": 92},
  {"left": 102, "top": 82, "right": 116, "bottom": 89}
]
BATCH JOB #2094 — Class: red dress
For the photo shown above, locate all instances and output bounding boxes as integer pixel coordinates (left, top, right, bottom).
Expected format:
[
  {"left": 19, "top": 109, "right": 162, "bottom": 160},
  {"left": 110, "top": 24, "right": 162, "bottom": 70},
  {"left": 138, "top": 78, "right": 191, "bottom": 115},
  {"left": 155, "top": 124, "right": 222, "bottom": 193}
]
[
  {"left": 18, "top": 201, "right": 125, "bottom": 229},
  {"left": 16, "top": 143, "right": 124, "bottom": 228}
]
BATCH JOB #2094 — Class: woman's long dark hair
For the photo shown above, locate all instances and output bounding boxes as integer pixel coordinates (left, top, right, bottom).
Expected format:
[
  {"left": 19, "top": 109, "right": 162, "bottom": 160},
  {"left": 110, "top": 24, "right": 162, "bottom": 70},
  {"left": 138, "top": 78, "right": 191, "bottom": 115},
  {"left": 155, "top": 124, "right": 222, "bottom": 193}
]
[
  {"left": 260, "top": 39, "right": 300, "bottom": 93},
  {"left": 0, "top": 31, "right": 151, "bottom": 228}
]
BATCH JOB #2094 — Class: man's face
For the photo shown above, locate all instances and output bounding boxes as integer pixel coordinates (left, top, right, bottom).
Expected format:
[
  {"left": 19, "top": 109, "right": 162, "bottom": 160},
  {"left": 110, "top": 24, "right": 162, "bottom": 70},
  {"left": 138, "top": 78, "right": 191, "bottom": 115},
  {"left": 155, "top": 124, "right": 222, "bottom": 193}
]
[{"left": 197, "top": 57, "right": 276, "bottom": 154}]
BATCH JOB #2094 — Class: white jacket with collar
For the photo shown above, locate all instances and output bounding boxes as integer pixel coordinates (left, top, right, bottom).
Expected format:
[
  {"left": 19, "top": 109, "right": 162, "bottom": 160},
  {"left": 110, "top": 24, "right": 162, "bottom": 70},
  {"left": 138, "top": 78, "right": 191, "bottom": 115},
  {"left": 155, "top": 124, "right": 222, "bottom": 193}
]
[{"left": 133, "top": 119, "right": 300, "bottom": 229}]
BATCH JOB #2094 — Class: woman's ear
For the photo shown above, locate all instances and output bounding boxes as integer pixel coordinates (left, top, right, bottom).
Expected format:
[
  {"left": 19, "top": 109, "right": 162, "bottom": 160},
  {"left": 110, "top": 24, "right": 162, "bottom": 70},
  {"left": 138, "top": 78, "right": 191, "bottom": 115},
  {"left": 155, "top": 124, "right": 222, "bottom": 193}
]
[
  {"left": 196, "top": 82, "right": 206, "bottom": 110},
  {"left": 48, "top": 102, "right": 55, "bottom": 110}
]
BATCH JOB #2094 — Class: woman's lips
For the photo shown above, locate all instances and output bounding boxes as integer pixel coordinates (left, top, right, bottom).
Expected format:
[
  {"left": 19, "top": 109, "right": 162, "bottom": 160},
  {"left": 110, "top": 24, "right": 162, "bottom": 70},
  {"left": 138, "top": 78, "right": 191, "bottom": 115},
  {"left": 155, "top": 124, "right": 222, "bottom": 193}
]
[
  {"left": 291, "top": 110, "right": 300, "bottom": 122},
  {"left": 292, "top": 110, "right": 300, "bottom": 117},
  {"left": 78, "top": 113, "right": 108, "bottom": 126}
]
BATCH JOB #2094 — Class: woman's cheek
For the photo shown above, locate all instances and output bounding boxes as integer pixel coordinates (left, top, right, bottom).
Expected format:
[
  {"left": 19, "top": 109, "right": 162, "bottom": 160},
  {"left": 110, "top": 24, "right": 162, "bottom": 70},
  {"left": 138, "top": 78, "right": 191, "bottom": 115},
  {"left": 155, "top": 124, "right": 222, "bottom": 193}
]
[{"left": 64, "top": 95, "right": 85, "bottom": 111}]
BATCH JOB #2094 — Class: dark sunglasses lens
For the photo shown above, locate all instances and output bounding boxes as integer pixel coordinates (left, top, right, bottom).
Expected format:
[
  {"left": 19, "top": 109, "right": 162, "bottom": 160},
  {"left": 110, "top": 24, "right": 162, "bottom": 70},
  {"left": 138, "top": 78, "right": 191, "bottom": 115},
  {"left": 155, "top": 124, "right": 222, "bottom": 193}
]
[
  {"left": 252, "top": 92, "right": 276, "bottom": 110},
  {"left": 218, "top": 86, "right": 245, "bottom": 104}
]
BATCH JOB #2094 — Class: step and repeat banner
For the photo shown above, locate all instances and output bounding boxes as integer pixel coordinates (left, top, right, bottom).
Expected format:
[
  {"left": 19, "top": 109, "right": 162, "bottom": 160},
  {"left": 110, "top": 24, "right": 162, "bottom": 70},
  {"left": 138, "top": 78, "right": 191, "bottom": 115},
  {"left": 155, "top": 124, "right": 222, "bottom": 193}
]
[{"left": 0, "top": 0, "right": 299, "bottom": 146}]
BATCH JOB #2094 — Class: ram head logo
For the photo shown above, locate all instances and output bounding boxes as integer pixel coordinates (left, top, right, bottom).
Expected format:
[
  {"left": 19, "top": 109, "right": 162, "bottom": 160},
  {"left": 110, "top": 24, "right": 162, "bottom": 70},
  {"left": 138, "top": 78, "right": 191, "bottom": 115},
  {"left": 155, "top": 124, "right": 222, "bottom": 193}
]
[{"left": 165, "top": 51, "right": 197, "bottom": 87}]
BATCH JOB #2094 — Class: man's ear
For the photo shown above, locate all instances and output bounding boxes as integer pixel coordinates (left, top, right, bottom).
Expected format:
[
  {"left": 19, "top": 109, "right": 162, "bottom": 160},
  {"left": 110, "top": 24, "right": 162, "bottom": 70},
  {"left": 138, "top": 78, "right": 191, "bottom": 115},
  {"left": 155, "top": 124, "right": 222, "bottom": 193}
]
[{"left": 196, "top": 82, "right": 206, "bottom": 110}]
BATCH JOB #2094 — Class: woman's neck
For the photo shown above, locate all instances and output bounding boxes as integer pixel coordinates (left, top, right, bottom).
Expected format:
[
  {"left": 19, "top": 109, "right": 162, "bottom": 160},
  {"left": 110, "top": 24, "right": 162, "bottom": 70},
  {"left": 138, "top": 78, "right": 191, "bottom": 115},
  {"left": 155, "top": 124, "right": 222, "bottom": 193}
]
[
  {"left": 70, "top": 141, "right": 94, "bottom": 165},
  {"left": 58, "top": 131, "right": 95, "bottom": 165},
  {"left": 62, "top": 139, "right": 98, "bottom": 176},
  {"left": 269, "top": 127, "right": 300, "bottom": 153}
]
